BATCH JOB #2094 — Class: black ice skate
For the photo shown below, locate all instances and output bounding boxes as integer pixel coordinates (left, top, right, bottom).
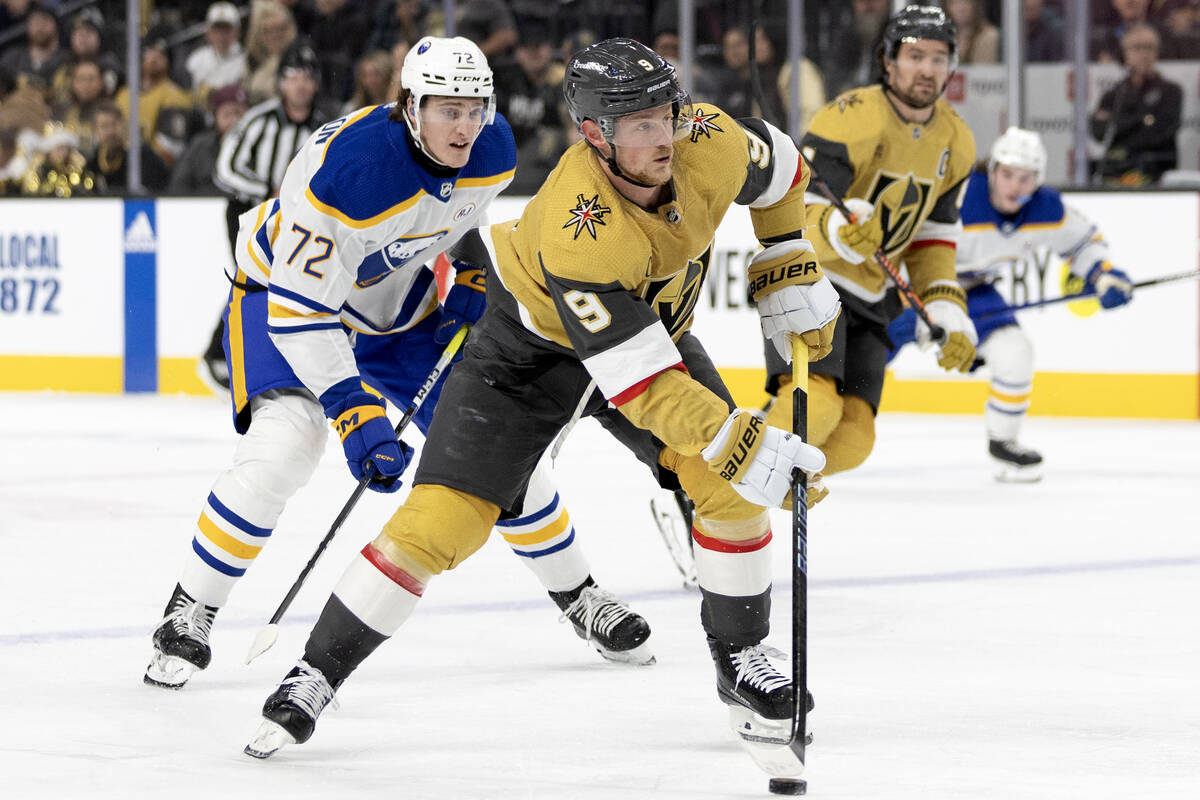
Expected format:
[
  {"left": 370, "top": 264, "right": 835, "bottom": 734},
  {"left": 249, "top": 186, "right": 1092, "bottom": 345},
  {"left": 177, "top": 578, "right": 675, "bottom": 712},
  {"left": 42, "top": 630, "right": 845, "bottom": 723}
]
[
  {"left": 708, "top": 636, "right": 812, "bottom": 779},
  {"left": 144, "top": 583, "right": 218, "bottom": 689},
  {"left": 244, "top": 661, "right": 338, "bottom": 759},
  {"left": 989, "top": 438, "right": 1043, "bottom": 483},
  {"left": 551, "top": 577, "right": 655, "bottom": 665}
]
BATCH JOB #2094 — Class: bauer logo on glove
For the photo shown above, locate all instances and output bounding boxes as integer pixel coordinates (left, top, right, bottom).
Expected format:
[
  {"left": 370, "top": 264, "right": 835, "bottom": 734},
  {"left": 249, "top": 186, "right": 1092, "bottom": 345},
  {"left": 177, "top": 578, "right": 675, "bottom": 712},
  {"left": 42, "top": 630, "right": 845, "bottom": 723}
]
[
  {"left": 714, "top": 414, "right": 764, "bottom": 482},
  {"left": 747, "top": 258, "right": 820, "bottom": 299}
]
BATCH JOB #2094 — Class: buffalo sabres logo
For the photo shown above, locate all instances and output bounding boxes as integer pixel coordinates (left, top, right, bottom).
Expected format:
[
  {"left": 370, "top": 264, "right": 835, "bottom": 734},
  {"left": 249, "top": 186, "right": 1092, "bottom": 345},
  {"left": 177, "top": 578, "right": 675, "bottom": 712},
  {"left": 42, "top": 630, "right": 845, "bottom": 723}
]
[
  {"left": 688, "top": 108, "right": 723, "bottom": 142},
  {"left": 562, "top": 193, "right": 611, "bottom": 240},
  {"left": 864, "top": 171, "right": 933, "bottom": 253}
]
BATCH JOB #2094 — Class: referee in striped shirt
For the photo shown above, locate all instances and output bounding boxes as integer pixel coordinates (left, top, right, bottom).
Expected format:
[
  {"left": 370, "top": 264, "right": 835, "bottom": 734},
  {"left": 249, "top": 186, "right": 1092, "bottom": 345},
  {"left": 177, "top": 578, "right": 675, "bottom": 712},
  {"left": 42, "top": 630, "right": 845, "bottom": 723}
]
[{"left": 204, "top": 41, "right": 329, "bottom": 389}]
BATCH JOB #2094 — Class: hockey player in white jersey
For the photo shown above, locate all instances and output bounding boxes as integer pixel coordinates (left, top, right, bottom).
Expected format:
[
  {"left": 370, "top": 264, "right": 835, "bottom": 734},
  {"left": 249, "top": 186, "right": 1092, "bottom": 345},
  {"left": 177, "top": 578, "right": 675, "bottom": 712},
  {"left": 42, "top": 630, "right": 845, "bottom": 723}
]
[
  {"left": 888, "top": 127, "right": 1134, "bottom": 480},
  {"left": 145, "top": 36, "right": 653, "bottom": 691}
]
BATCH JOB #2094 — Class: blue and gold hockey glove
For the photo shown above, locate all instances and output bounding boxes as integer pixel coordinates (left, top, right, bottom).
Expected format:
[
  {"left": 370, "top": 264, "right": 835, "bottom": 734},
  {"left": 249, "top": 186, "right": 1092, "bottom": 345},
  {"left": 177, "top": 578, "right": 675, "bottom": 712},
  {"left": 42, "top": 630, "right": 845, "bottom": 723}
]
[
  {"left": 1087, "top": 262, "right": 1133, "bottom": 309},
  {"left": 435, "top": 261, "right": 486, "bottom": 344},
  {"left": 326, "top": 391, "right": 412, "bottom": 492}
]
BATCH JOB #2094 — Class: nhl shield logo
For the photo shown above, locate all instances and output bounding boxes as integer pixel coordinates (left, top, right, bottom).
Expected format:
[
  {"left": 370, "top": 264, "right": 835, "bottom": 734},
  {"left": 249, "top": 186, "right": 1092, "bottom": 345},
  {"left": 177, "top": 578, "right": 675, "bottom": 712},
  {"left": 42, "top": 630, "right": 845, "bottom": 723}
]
[{"left": 440, "top": 181, "right": 453, "bottom": 198}]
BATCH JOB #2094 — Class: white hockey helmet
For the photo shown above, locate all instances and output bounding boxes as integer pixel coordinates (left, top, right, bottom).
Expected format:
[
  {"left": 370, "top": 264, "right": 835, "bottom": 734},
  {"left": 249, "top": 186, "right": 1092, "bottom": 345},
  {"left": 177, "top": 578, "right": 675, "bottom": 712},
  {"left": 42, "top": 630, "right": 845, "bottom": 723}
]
[
  {"left": 400, "top": 36, "right": 496, "bottom": 131},
  {"left": 988, "top": 126, "right": 1047, "bottom": 187}
]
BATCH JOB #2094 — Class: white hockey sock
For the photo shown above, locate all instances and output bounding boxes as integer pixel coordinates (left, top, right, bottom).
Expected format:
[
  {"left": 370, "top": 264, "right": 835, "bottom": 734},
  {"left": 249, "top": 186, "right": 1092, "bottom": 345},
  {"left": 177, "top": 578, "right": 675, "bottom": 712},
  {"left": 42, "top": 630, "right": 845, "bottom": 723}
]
[
  {"left": 331, "top": 544, "right": 425, "bottom": 636},
  {"left": 985, "top": 378, "right": 1031, "bottom": 443},
  {"left": 179, "top": 391, "right": 326, "bottom": 607},
  {"left": 980, "top": 326, "right": 1034, "bottom": 442},
  {"left": 692, "top": 524, "right": 774, "bottom": 600},
  {"left": 179, "top": 473, "right": 286, "bottom": 607},
  {"left": 497, "top": 463, "right": 590, "bottom": 592}
]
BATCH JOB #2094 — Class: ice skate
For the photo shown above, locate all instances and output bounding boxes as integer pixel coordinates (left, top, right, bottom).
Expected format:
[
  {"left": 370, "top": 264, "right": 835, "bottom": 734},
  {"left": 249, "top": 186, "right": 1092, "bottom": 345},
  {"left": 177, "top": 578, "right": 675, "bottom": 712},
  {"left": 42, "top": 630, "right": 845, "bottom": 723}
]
[
  {"left": 244, "top": 661, "right": 337, "bottom": 759},
  {"left": 144, "top": 584, "right": 218, "bottom": 689},
  {"left": 989, "top": 439, "right": 1043, "bottom": 483},
  {"left": 551, "top": 579, "right": 655, "bottom": 665},
  {"left": 708, "top": 637, "right": 812, "bottom": 777}
]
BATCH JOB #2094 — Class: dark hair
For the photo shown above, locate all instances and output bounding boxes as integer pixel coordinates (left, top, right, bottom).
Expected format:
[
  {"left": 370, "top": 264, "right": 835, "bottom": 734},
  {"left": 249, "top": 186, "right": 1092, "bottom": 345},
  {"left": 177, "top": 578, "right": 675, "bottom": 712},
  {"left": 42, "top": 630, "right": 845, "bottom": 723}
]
[
  {"left": 388, "top": 87, "right": 412, "bottom": 124},
  {"left": 94, "top": 99, "right": 123, "bottom": 120}
]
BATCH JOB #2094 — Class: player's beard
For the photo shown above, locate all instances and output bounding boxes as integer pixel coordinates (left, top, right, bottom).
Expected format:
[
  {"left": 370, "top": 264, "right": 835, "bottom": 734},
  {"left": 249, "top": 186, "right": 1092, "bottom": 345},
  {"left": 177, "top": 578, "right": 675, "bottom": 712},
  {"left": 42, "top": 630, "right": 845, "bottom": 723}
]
[{"left": 890, "top": 76, "right": 943, "bottom": 110}]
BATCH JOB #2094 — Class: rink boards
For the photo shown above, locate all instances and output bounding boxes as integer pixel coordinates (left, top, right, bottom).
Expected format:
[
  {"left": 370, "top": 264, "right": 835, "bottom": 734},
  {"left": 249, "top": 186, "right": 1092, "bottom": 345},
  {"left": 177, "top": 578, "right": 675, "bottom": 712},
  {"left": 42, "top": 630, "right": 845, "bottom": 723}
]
[{"left": 0, "top": 191, "right": 1196, "bottom": 418}]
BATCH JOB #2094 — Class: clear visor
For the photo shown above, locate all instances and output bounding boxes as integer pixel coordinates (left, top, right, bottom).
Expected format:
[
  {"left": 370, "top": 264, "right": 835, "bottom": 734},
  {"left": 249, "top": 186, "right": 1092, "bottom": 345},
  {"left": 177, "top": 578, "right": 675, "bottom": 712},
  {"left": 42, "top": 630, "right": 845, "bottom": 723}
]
[
  {"left": 605, "top": 99, "right": 695, "bottom": 147},
  {"left": 414, "top": 95, "right": 497, "bottom": 133}
]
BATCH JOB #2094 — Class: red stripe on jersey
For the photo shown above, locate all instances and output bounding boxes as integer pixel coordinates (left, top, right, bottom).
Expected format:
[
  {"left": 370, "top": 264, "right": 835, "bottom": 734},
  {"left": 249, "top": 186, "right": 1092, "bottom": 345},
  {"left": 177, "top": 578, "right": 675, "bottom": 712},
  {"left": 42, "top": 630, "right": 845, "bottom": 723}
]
[
  {"left": 908, "top": 239, "right": 956, "bottom": 251},
  {"left": 610, "top": 363, "right": 686, "bottom": 407},
  {"left": 361, "top": 544, "right": 425, "bottom": 597},
  {"left": 692, "top": 527, "right": 774, "bottom": 554},
  {"left": 789, "top": 158, "right": 805, "bottom": 189}
]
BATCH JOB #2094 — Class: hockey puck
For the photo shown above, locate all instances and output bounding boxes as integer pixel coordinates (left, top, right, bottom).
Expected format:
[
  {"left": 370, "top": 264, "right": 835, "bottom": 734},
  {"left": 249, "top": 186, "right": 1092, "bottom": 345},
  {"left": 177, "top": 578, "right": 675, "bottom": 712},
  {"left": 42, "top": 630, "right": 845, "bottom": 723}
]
[{"left": 768, "top": 777, "right": 806, "bottom": 795}]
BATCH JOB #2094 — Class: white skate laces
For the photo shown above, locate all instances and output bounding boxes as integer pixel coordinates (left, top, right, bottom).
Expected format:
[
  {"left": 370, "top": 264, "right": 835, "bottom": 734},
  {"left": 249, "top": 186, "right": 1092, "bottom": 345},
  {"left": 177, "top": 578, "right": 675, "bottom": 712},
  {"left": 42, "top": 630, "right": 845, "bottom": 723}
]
[
  {"left": 558, "top": 585, "right": 631, "bottom": 641},
  {"left": 165, "top": 595, "right": 214, "bottom": 644},
  {"left": 730, "top": 644, "right": 791, "bottom": 694},
  {"left": 278, "top": 662, "right": 338, "bottom": 717}
]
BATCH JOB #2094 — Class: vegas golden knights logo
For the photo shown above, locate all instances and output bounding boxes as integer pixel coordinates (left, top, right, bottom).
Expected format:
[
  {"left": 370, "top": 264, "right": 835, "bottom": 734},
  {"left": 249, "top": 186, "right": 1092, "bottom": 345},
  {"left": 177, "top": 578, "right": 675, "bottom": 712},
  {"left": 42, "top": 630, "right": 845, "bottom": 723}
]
[
  {"left": 864, "top": 171, "right": 932, "bottom": 254},
  {"left": 640, "top": 249, "right": 711, "bottom": 336}
]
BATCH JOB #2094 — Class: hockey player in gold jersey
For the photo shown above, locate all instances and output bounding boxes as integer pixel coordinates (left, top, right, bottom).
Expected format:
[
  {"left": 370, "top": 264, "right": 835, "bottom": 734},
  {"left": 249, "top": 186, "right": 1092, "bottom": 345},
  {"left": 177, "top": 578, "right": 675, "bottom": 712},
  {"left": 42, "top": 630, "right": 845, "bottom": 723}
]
[
  {"left": 246, "top": 38, "right": 840, "bottom": 780},
  {"left": 763, "top": 5, "right": 979, "bottom": 476}
]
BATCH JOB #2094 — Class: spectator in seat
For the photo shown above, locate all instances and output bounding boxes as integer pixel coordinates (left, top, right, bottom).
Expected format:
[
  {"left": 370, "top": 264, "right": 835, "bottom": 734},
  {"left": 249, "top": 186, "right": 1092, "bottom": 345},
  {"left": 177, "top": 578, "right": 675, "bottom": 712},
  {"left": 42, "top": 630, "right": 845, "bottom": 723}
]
[
  {"left": 1160, "top": 0, "right": 1200, "bottom": 58},
  {"left": 452, "top": 0, "right": 518, "bottom": 59},
  {"left": 1024, "top": 0, "right": 1066, "bottom": 62},
  {"left": 0, "top": 125, "right": 29, "bottom": 195},
  {"left": 86, "top": 100, "right": 170, "bottom": 193},
  {"left": 367, "top": 0, "right": 429, "bottom": 54},
  {"left": 341, "top": 50, "right": 393, "bottom": 115},
  {"left": 169, "top": 83, "right": 247, "bottom": 195},
  {"left": 1091, "top": 0, "right": 1158, "bottom": 62},
  {"left": 1090, "top": 22, "right": 1182, "bottom": 184},
  {"left": 710, "top": 25, "right": 785, "bottom": 128},
  {"left": 50, "top": 8, "right": 122, "bottom": 104},
  {"left": 243, "top": 0, "right": 297, "bottom": 104},
  {"left": 0, "top": 2, "right": 68, "bottom": 97},
  {"left": 52, "top": 57, "right": 107, "bottom": 155},
  {"left": 186, "top": 2, "right": 246, "bottom": 105},
  {"left": 945, "top": 0, "right": 999, "bottom": 63},
  {"left": 115, "top": 34, "right": 194, "bottom": 162},
  {"left": 20, "top": 121, "right": 96, "bottom": 196},
  {"left": 818, "top": 0, "right": 890, "bottom": 98}
]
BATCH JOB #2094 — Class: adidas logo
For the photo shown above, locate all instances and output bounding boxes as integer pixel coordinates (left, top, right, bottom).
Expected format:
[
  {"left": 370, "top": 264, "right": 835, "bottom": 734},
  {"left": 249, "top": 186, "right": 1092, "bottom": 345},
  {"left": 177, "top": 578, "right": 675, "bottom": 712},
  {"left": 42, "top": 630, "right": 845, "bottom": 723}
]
[{"left": 124, "top": 211, "right": 156, "bottom": 253}]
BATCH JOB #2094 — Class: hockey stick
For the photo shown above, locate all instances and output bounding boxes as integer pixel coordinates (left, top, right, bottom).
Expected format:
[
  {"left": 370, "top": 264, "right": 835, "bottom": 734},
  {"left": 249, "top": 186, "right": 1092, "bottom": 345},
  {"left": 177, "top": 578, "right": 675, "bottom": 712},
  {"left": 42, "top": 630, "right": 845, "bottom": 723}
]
[
  {"left": 971, "top": 269, "right": 1200, "bottom": 322},
  {"left": 550, "top": 378, "right": 596, "bottom": 461},
  {"left": 788, "top": 334, "right": 810, "bottom": 761},
  {"left": 798, "top": 157, "right": 948, "bottom": 346},
  {"left": 244, "top": 324, "right": 470, "bottom": 664}
]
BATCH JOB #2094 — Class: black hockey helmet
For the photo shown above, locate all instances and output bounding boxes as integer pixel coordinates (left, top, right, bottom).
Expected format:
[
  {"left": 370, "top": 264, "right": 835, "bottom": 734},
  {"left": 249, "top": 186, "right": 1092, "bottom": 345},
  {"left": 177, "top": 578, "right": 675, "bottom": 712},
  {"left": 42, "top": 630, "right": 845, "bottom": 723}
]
[
  {"left": 277, "top": 40, "right": 320, "bottom": 81},
  {"left": 881, "top": 5, "right": 958, "bottom": 61},
  {"left": 563, "top": 37, "right": 691, "bottom": 143}
]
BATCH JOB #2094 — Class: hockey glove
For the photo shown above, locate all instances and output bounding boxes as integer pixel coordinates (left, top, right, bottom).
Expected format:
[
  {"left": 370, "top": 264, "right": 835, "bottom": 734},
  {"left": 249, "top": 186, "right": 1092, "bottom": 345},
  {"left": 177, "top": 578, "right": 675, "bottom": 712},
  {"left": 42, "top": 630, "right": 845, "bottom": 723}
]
[
  {"left": 1086, "top": 262, "right": 1133, "bottom": 309},
  {"left": 435, "top": 262, "right": 487, "bottom": 344},
  {"left": 817, "top": 198, "right": 885, "bottom": 265},
  {"left": 915, "top": 283, "right": 978, "bottom": 373},
  {"left": 329, "top": 392, "right": 412, "bottom": 492},
  {"left": 701, "top": 410, "right": 826, "bottom": 509},
  {"left": 747, "top": 240, "right": 842, "bottom": 363}
]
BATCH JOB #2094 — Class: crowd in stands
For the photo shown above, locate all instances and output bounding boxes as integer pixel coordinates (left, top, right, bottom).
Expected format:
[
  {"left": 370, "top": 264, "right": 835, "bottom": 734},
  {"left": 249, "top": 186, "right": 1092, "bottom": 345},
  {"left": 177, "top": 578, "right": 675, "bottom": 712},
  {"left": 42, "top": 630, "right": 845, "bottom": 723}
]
[{"left": 0, "top": 0, "right": 1196, "bottom": 198}]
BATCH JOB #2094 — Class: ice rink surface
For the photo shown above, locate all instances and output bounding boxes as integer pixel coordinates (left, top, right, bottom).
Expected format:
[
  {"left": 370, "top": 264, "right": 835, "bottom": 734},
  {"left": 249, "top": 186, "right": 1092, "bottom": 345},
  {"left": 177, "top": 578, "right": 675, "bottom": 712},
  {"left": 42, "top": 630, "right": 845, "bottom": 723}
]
[{"left": 1, "top": 391, "right": 1197, "bottom": 800}]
